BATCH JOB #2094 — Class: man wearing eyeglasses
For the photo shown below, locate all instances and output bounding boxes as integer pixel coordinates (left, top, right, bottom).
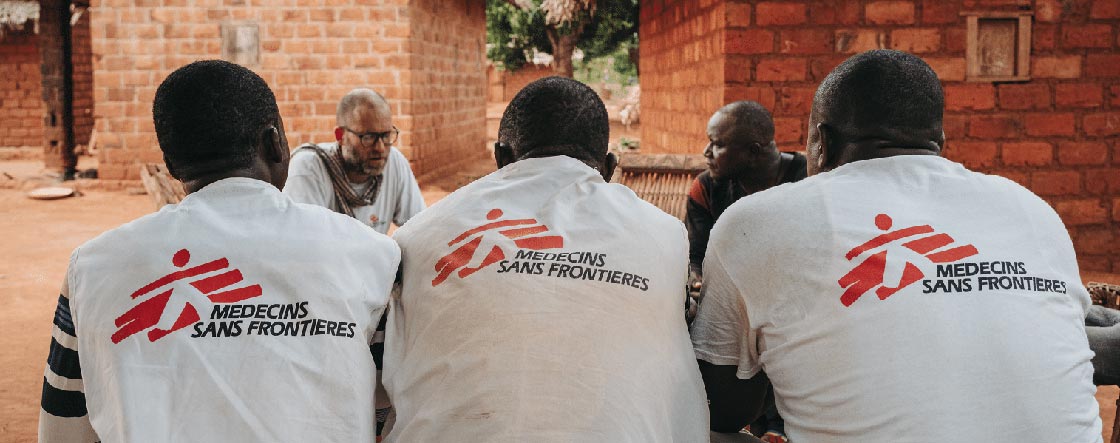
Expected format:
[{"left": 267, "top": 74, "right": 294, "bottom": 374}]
[{"left": 284, "top": 88, "right": 425, "bottom": 234}]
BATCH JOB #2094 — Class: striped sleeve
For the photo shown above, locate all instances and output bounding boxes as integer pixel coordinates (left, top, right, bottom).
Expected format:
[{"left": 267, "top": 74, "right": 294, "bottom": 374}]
[{"left": 39, "top": 273, "right": 98, "bottom": 442}]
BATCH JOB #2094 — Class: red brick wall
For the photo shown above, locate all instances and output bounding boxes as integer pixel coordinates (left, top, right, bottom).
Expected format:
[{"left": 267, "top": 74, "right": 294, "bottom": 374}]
[
  {"left": 90, "top": 0, "right": 485, "bottom": 182},
  {"left": 487, "top": 64, "right": 553, "bottom": 102},
  {"left": 0, "top": 32, "right": 43, "bottom": 149},
  {"left": 639, "top": 0, "right": 1120, "bottom": 271},
  {"left": 407, "top": 0, "right": 488, "bottom": 178},
  {"left": 639, "top": 0, "right": 727, "bottom": 153},
  {"left": 0, "top": 14, "right": 93, "bottom": 154}
]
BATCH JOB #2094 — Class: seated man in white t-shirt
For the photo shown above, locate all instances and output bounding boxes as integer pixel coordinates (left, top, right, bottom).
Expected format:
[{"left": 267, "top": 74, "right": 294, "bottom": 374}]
[
  {"left": 39, "top": 60, "right": 400, "bottom": 442},
  {"left": 384, "top": 76, "right": 710, "bottom": 442},
  {"left": 283, "top": 88, "right": 425, "bottom": 234},
  {"left": 691, "top": 49, "right": 1102, "bottom": 442}
]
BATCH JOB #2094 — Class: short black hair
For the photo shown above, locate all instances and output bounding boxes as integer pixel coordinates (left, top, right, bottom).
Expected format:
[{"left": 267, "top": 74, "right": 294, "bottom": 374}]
[
  {"left": 813, "top": 49, "right": 943, "bottom": 137},
  {"left": 717, "top": 101, "right": 775, "bottom": 145},
  {"left": 152, "top": 60, "right": 279, "bottom": 179},
  {"left": 498, "top": 76, "right": 609, "bottom": 163}
]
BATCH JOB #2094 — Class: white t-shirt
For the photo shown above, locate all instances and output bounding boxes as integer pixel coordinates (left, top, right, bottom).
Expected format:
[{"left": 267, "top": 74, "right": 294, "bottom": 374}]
[
  {"left": 691, "top": 155, "right": 1102, "bottom": 442},
  {"left": 283, "top": 143, "right": 425, "bottom": 233},
  {"left": 385, "top": 156, "right": 708, "bottom": 442},
  {"left": 48, "top": 178, "right": 400, "bottom": 442}
]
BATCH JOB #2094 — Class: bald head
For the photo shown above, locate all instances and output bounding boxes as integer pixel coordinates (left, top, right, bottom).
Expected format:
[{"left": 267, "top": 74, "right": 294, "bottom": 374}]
[
  {"left": 336, "top": 88, "right": 390, "bottom": 126},
  {"left": 807, "top": 50, "right": 944, "bottom": 174},
  {"left": 712, "top": 101, "right": 774, "bottom": 146}
]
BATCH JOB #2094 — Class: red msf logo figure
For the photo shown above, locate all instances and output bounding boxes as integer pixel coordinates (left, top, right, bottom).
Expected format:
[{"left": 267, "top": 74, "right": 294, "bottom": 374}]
[
  {"left": 432, "top": 208, "right": 563, "bottom": 286},
  {"left": 838, "top": 213, "right": 978, "bottom": 307},
  {"left": 111, "top": 249, "right": 263, "bottom": 343}
]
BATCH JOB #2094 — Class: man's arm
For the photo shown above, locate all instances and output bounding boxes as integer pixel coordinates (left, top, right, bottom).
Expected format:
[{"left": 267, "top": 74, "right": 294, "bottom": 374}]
[
  {"left": 690, "top": 249, "right": 769, "bottom": 433},
  {"left": 389, "top": 148, "right": 426, "bottom": 227},
  {"left": 39, "top": 279, "right": 97, "bottom": 443},
  {"left": 685, "top": 176, "right": 715, "bottom": 278},
  {"left": 698, "top": 361, "right": 770, "bottom": 432}
]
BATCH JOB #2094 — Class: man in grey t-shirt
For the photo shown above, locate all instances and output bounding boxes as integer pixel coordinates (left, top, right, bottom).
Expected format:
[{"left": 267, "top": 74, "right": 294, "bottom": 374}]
[{"left": 283, "top": 88, "right": 425, "bottom": 234}]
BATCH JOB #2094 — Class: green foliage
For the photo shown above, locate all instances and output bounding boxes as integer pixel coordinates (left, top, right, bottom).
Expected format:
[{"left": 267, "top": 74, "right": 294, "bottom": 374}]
[{"left": 486, "top": 0, "right": 637, "bottom": 76}]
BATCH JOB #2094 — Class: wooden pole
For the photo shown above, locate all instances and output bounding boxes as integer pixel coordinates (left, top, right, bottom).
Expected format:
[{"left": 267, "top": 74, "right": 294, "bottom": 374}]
[{"left": 38, "top": 0, "right": 76, "bottom": 179}]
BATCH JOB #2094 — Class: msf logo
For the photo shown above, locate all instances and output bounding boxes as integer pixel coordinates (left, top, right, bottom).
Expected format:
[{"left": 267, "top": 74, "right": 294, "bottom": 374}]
[
  {"left": 432, "top": 208, "right": 563, "bottom": 286},
  {"left": 112, "top": 249, "right": 263, "bottom": 343},
  {"left": 838, "top": 214, "right": 978, "bottom": 307}
]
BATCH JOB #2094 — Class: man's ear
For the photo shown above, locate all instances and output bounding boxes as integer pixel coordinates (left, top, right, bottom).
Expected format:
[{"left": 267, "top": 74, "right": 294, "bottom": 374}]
[
  {"left": 601, "top": 151, "right": 618, "bottom": 182},
  {"left": 263, "top": 126, "right": 286, "bottom": 165},
  {"left": 334, "top": 127, "right": 344, "bottom": 142},
  {"left": 816, "top": 122, "right": 833, "bottom": 171},
  {"left": 163, "top": 155, "right": 181, "bottom": 180},
  {"left": 494, "top": 142, "right": 514, "bottom": 169}
]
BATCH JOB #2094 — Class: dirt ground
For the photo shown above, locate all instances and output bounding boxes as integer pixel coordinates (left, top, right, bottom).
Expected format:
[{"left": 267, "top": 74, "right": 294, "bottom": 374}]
[{"left": 0, "top": 157, "right": 1117, "bottom": 442}]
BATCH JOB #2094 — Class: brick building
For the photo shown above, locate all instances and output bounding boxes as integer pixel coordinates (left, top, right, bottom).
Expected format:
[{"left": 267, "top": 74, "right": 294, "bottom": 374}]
[
  {"left": 639, "top": 0, "right": 1120, "bottom": 271},
  {"left": 0, "top": 1, "right": 93, "bottom": 159},
  {"left": 0, "top": 0, "right": 486, "bottom": 181}
]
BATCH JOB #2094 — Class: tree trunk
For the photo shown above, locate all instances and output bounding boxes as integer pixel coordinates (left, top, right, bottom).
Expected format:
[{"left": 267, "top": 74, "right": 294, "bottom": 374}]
[{"left": 546, "top": 24, "right": 584, "bottom": 78}]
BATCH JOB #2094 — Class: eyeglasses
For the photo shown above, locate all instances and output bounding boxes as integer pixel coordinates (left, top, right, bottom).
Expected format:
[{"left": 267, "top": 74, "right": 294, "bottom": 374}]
[{"left": 342, "top": 126, "right": 399, "bottom": 147}]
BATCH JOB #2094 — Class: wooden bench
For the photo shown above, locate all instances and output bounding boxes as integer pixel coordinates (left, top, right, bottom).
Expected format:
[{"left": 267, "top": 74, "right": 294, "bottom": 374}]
[{"left": 610, "top": 153, "right": 706, "bottom": 221}]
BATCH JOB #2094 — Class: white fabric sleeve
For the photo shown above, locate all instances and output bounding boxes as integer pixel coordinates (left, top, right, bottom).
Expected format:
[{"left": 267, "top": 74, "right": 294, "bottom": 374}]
[
  {"left": 389, "top": 148, "right": 426, "bottom": 226},
  {"left": 282, "top": 150, "right": 335, "bottom": 209},
  {"left": 690, "top": 250, "right": 762, "bottom": 379}
]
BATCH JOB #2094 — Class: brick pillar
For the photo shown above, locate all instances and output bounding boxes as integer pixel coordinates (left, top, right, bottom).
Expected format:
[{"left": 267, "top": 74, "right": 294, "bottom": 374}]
[{"left": 39, "top": 0, "right": 76, "bottom": 174}]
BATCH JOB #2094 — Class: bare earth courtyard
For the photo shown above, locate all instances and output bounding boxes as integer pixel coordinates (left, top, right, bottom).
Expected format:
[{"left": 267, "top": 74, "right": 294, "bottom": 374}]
[{"left": 0, "top": 158, "right": 1115, "bottom": 442}]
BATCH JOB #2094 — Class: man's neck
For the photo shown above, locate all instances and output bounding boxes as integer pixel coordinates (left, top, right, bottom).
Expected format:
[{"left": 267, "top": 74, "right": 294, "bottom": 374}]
[
  {"left": 733, "top": 155, "right": 783, "bottom": 192},
  {"left": 181, "top": 170, "right": 267, "bottom": 194}
]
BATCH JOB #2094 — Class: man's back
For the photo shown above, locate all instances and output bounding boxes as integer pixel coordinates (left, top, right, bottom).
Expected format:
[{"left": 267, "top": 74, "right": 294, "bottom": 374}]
[
  {"left": 63, "top": 178, "right": 399, "bottom": 442},
  {"left": 386, "top": 156, "right": 708, "bottom": 442},
  {"left": 693, "top": 155, "right": 1100, "bottom": 441}
]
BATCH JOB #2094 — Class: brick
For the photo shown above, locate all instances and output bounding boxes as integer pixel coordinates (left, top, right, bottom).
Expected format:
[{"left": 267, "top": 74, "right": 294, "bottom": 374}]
[
  {"left": 998, "top": 84, "right": 1051, "bottom": 110},
  {"left": 944, "top": 141, "right": 998, "bottom": 169},
  {"left": 726, "top": 2, "right": 751, "bottom": 26},
  {"left": 779, "top": 29, "right": 833, "bottom": 54},
  {"left": 944, "top": 84, "right": 995, "bottom": 111},
  {"left": 999, "top": 171, "right": 1031, "bottom": 188},
  {"left": 924, "top": 57, "right": 965, "bottom": 81},
  {"left": 1055, "top": 199, "right": 1109, "bottom": 226},
  {"left": 809, "top": 56, "right": 847, "bottom": 81},
  {"left": 835, "top": 29, "right": 885, "bottom": 53},
  {"left": 890, "top": 28, "right": 940, "bottom": 53},
  {"left": 726, "top": 29, "right": 774, "bottom": 54},
  {"left": 1091, "top": 0, "right": 1120, "bottom": 19},
  {"left": 773, "top": 117, "right": 804, "bottom": 143},
  {"left": 944, "top": 27, "right": 968, "bottom": 53},
  {"left": 1115, "top": 198, "right": 1120, "bottom": 222},
  {"left": 921, "top": 0, "right": 959, "bottom": 24},
  {"left": 1063, "top": 25, "right": 1113, "bottom": 49},
  {"left": 968, "top": 115, "right": 1019, "bottom": 139},
  {"left": 724, "top": 86, "right": 776, "bottom": 110},
  {"left": 725, "top": 56, "right": 752, "bottom": 82},
  {"left": 1110, "top": 85, "right": 1120, "bottom": 107},
  {"left": 1055, "top": 83, "right": 1103, "bottom": 108},
  {"left": 1076, "top": 228, "right": 1115, "bottom": 255},
  {"left": 1031, "top": 0, "right": 1062, "bottom": 22},
  {"left": 1032, "top": 24, "right": 1057, "bottom": 51},
  {"left": 775, "top": 87, "right": 816, "bottom": 116},
  {"left": 808, "top": 0, "right": 861, "bottom": 24},
  {"left": 1084, "top": 168, "right": 1120, "bottom": 195},
  {"left": 1084, "top": 112, "right": 1120, "bottom": 136},
  {"left": 756, "top": 58, "right": 808, "bottom": 81},
  {"left": 1059, "top": 141, "right": 1109, "bottom": 165},
  {"left": 757, "top": 2, "right": 807, "bottom": 25},
  {"left": 1086, "top": 54, "right": 1120, "bottom": 78},
  {"left": 1001, "top": 142, "right": 1053, "bottom": 166},
  {"left": 866, "top": 1, "right": 915, "bottom": 25},
  {"left": 1024, "top": 113, "right": 1076, "bottom": 137},
  {"left": 1032, "top": 171, "right": 1082, "bottom": 195},
  {"left": 943, "top": 115, "right": 967, "bottom": 139},
  {"left": 1031, "top": 56, "right": 1082, "bottom": 79}
]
